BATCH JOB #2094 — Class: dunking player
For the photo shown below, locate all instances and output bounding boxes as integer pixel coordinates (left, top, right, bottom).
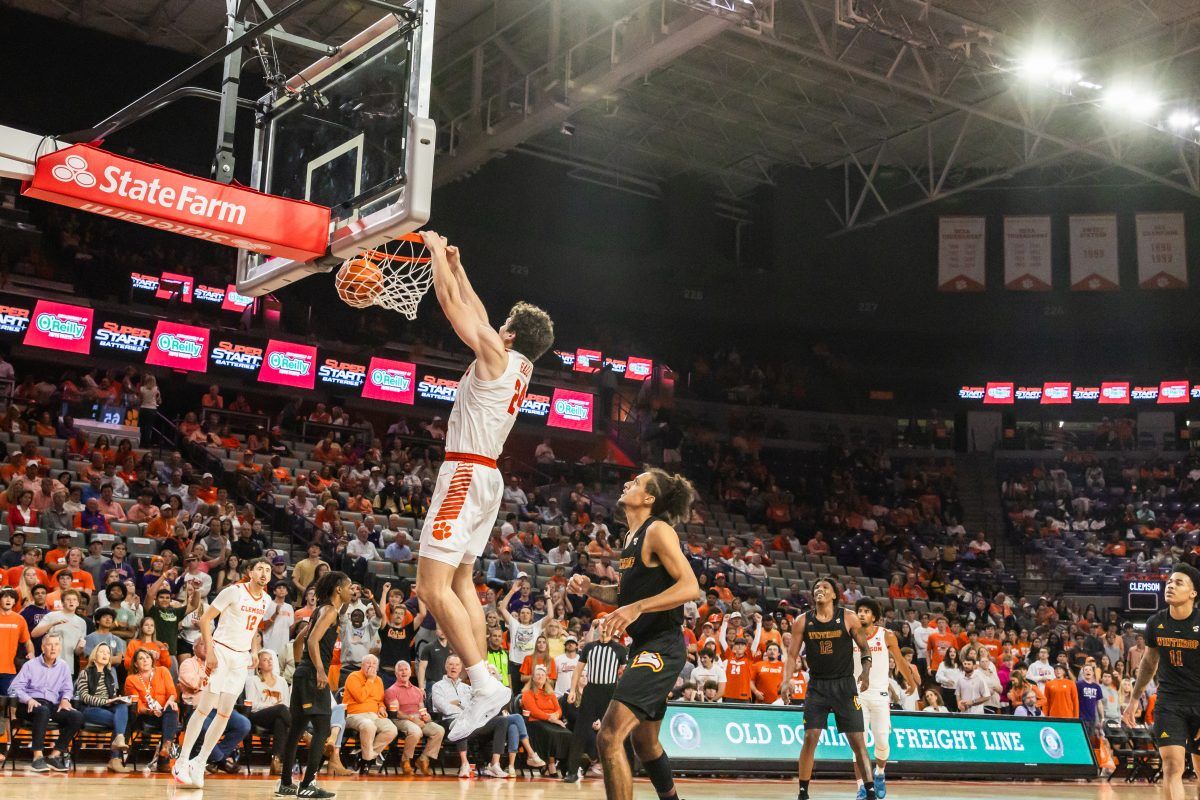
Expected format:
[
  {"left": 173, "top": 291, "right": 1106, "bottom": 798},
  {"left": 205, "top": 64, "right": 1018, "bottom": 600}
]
[
  {"left": 853, "top": 598, "right": 919, "bottom": 800},
  {"left": 783, "top": 578, "right": 876, "bottom": 800},
  {"left": 1124, "top": 564, "right": 1200, "bottom": 800},
  {"left": 415, "top": 231, "right": 555, "bottom": 740},
  {"left": 571, "top": 469, "right": 699, "bottom": 800},
  {"left": 173, "top": 558, "right": 272, "bottom": 788}
]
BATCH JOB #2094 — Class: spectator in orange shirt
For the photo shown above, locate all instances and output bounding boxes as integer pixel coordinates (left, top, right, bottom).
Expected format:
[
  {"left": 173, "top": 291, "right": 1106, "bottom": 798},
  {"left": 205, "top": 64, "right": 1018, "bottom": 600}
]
[
  {"left": 788, "top": 666, "right": 808, "bottom": 705},
  {"left": 195, "top": 474, "right": 218, "bottom": 505},
  {"left": 201, "top": 385, "right": 224, "bottom": 409},
  {"left": 343, "top": 655, "right": 398, "bottom": 767},
  {"left": 53, "top": 550, "right": 96, "bottom": 594},
  {"left": 124, "top": 617, "right": 171, "bottom": 672},
  {"left": 711, "top": 573, "right": 734, "bottom": 604},
  {"left": 520, "top": 664, "right": 572, "bottom": 775},
  {"left": 1044, "top": 664, "right": 1080, "bottom": 718},
  {"left": 721, "top": 638, "right": 755, "bottom": 702},
  {"left": 901, "top": 573, "right": 928, "bottom": 600},
  {"left": 926, "top": 618, "right": 957, "bottom": 672},
  {"left": 7, "top": 546, "right": 49, "bottom": 588},
  {"left": 806, "top": 531, "right": 830, "bottom": 556},
  {"left": 125, "top": 648, "right": 179, "bottom": 770},
  {"left": 0, "top": 586, "right": 33, "bottom": 696},
  {"left": 235, "top": 451, "right": 261, "bottom": 480},
  {"left": 752, "top": 642, "right": 786, "bottom": 703}
]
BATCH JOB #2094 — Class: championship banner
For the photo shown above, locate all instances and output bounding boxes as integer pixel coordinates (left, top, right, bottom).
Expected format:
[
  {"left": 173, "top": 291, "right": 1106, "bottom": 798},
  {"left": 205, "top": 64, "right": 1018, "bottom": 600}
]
[
  {"left": 661, "top": 703, "right": 1096, "bottom": 779},
  {"left": 938, "top": 216, "right": 986, "bottom": 291},
  {"left": 1136, "top": 212, "right": 1188, "bottom": 289},
  {"left": 1003, "top": 216, "right": 1052, "bottom": 290},
  {"left": 1069, "top": 214, "right": 1119, "bottom": 290}
]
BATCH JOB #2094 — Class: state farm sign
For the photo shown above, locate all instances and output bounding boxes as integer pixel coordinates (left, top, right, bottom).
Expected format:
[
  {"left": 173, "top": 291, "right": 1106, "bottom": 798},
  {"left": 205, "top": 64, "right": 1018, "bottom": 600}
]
[{"left": 23, "top": 145, "right": 330, "bottom": 263}]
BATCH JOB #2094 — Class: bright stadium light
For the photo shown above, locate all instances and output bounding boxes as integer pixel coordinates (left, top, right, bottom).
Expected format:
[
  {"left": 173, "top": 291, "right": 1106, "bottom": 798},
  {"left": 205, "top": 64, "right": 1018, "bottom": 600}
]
[
  {"left": 1102, "top": 84, "right": 1160, "bottom": 119},
  {"left": 1015, "top": 50, "right": 1061, "bottom": 81},
  {"left": 1167, "top": 110, "right": 1200, "bottom": 131}
]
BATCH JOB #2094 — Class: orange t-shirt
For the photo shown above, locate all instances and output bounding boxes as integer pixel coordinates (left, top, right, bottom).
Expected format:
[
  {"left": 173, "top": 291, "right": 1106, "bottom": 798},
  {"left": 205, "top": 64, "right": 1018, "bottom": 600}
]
[
  {"left": 1044, "top": 678, "right": 1079, "bottom": 718},
  {"left": 927, "top": 632, "right": 958, "bottom": 671},
  {"left": 723, "top": 656, "right": 754, "bottom": 701},
  {"left": 521, "top": 655, "right": 558, "bottom": 680},
  {"left": 520, "top": 689, "right": 563, "bottom": 721},
  {"left": 0, "top": 610, "right": 31, "bottom": 673},
  {"left": 125, "top": 639, "right": 171, "bottom": 671},
  {"left": 125, "top": 666, "right": 177, "bottom": 714},
  {"left": 789, "top": 670, "right": 808, "bottom": 703},
  {"left": 978, "top": 637, "right": 1002, "bottom": 660},
  {"left": 4, "top": 566, "right": 49, "bottom": 588},
  {"left": 196, "top": 487, "right": 218, "bottom": 504},
  {"left": 756, "top": 629, "right": 784, "bottom": 658},
  {"left": 753, "top": 660, "right": 786, "bottom": 703},
  {"left": 52, "top": 568, "right": 95, "bottom": 593}
]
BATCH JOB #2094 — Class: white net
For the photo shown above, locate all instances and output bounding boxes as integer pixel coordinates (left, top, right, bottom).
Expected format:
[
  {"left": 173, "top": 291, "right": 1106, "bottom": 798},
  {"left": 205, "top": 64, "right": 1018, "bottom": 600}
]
[{"left": 333, "top": 232, "right": 433, "bottom": 320}]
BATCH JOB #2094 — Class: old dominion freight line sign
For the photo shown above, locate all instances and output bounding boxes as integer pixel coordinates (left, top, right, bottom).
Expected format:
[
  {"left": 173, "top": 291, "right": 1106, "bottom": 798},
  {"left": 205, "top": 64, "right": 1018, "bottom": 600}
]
[{"left": 660, "top": 704, "right": 1095, "bottom": 778}]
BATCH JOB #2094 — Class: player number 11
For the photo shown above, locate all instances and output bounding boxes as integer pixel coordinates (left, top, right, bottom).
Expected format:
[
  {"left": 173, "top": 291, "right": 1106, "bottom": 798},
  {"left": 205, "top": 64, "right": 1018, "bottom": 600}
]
[{"left": 1169, "top": 649, "right": 1184, "bottom": 667}]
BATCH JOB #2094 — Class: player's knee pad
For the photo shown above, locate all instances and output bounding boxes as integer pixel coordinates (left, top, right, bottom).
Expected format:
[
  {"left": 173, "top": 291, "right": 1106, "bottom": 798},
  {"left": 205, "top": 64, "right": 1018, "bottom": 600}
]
[
  {"left": 873, "top": 737, "right": 890, "bottom": 762},
  {"left": 641, "top": 753, "right": 677, "bottom": 798}
]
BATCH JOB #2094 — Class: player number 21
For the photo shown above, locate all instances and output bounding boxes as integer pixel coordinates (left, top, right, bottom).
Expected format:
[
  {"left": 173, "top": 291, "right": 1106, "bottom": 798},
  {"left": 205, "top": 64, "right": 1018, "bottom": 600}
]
[{"left": 507, "top": 379, "right": 528, "bottom": 415}]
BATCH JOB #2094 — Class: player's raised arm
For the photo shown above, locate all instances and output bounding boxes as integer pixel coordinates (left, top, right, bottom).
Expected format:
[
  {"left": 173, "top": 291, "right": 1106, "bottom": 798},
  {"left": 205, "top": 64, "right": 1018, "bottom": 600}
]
[
  {"left": 421, "top": 230, "right": 506, "bottom": 370},
  {"left": 446, "top": 245, "right": 489, "bottom": 326}
]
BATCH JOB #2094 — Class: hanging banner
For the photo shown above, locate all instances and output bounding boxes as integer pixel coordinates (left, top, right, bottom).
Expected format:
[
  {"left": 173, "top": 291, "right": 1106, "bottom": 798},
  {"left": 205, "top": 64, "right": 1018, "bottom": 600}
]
[
  {"left": 1003, "top": 216, "right": 1052, "bottom": 290},
  {"left": 1136, "top": 212, "right": 1188, "bottom": 289},
  {"left": 938, "top": 216, "right": 986, "bottom": 291},
  {"left": 1069, "top": 214, "right": 1119, "bottom": 290}
]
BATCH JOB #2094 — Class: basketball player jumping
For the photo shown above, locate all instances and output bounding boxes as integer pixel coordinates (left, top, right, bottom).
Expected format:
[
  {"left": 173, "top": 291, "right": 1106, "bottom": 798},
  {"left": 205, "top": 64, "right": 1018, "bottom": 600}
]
[
  {"left": 572, "top": 468, "right": 699, "bottom": 800},
  {"left": 416, "top": 230, "right": 555, "bottom": 740},
  {"left": 853, "top": 598, "right": 919, "bottom": 800},
  {"left": 783, "top": 578, "right": 877, "bottom": 800},
  {"left": 1123, "top": 564, "right": 1200, "bottom": 800},
  {"left": 173, "top": 558, "right": 272, "bottom": 788}
]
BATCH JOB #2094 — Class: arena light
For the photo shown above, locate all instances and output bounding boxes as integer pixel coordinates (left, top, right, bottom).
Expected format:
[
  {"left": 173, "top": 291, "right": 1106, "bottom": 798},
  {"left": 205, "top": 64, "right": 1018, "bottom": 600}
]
[
  {"left": 1015, "top": 50, "right": 1061, "bottom": 82},
  {"left": 1167, "top": 110, "right": 1200, "bottom": 131},
  {"left": 1102, "top": 84, "right": 1160, "bottom": 119}
]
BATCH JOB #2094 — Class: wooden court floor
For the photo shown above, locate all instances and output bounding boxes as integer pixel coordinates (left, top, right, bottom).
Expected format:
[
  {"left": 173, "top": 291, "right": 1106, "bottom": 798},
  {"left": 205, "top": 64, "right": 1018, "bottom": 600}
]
[{"left": 0, "top": 772, "right": 1174, "bottom": 800}]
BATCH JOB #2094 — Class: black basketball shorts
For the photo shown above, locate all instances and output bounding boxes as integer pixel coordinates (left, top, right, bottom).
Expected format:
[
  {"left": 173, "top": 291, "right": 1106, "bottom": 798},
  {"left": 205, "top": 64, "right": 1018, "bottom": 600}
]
[
  {"left": 803, "top": 676, "right": 865, "bottom": 733},
  {"left": 611, "top": 630, "right": 687, "bottom": 722}
]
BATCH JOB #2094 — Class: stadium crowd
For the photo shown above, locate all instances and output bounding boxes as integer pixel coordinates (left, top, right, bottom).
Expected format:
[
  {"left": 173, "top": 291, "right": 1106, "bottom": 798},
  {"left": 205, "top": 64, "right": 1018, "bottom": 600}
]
[{"left": 0, "top": 359, "right": 1174, "bottom": 782}]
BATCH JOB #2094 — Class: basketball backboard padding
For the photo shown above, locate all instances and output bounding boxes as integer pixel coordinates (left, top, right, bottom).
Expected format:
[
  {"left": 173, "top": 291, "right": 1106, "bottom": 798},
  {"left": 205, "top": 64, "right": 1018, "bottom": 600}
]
[{"left": 237, "top": 0, "right": 436, "bottom": 297}]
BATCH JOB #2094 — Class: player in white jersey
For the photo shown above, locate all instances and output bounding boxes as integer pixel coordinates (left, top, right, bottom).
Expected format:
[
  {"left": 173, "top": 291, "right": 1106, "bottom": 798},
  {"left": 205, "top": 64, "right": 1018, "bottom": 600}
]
[
  {"left": 852, "top": 598, "right": 920, "bottom": 800},
  {"left": 416, "top": 231, "right": 555, "bottom": 741},
  {"left": 173, "top": 558, "right": 272, "bottom": 789}
]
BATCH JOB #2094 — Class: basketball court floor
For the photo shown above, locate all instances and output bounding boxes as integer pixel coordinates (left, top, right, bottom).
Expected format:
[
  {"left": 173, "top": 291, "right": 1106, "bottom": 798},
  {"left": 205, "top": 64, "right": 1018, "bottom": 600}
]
[{"left": 0, "top": 774, "right": 1166, "bottom": 800}]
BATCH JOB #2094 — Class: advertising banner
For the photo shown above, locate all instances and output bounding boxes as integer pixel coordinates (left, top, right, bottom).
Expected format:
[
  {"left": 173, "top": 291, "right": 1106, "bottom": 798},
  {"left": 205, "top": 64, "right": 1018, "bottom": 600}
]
[
  {"left": 24, "top": 300, "right": 94, "bottom": 355},
  {"left": 1069, "top": 214, "right": 1119, "bottom": 290},
  {"left": 316, "top": 358, "right": 367, "bottom": 390},
  {"left": 362, "top": 357, "right": 417, "bottom": 405},
  {"left": 626, "top": 356, "right": 653, "bottom": 381},
  {"left": 23, "top": 144, "right": 330, "bottom": 262},
  {"left": 937, "top": 216, "right": 986, "bottom": 291},
  {"left": 1137, "top": 212, "right": 1188, "bottom": 289},
  {"left": 258, "top": 339, "right": 317, "bottom": 390},
  {"left": 145, "top": 321, "right": 210, "bottom": 372},
  {"left": 660, "top": 704, "right": 1095, "bottom": 778},
  {"left": 1003, "top": 215, "right": 1052, "bottom": 290},
  {"left": 93, "top": 316, "right": 152, "bottom": 358},
  {"left": 209, "top": 337, "right": 264, "bottom": 374},
  {"left": 547, "top": 388, "right": 595, "bottom": 431}
]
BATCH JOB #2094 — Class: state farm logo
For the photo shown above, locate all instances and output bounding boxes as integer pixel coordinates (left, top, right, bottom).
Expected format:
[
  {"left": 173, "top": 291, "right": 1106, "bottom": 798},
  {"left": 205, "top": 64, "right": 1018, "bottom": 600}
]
[
  {"left": 554, "top": 397, "right": 590, "bottom": 421},
  {"left": 371, "top": 368, "right": 412, "bottom": 391},
  {"left": 268, "top": 351, "right": 311, "bottom": 376},
  {"left": 157, "top": 332, "right": 204, "bottom": 358},
  {"left": 35, "top": 311, "right": 86, "bottom": 340},
  {"left": 51, "top": 154, "right": 97, "bottom": 188}
]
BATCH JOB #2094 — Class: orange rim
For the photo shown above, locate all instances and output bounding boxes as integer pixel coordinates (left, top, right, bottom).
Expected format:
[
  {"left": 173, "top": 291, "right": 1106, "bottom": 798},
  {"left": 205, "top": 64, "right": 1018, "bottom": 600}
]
[{"left": 359, "top": 231, "right": 432, "bottom": 263}]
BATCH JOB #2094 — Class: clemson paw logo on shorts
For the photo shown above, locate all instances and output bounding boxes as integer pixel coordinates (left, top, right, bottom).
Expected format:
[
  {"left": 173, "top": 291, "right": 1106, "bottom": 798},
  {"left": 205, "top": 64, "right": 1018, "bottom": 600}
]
[
  {"left": 432, "top": 521, "right": 453, "bottom": 540},
  {"left": 51, "top": 154, "right": 97, "bottom": 188},
  {"left": 630, "top": 652, "right": 664, "bottom": 672}
]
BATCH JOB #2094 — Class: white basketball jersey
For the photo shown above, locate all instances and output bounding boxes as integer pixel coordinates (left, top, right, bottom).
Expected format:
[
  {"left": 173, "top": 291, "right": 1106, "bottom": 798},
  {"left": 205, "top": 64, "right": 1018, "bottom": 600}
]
[
  {"left": 211, "top": 583, "right": 270, "bottom": 653},
  {"left": 446, "top": 350, "right": 533, "bottom": 460},
  {"left": 852, "top": 625, "right": 890, "bottom": 689}
]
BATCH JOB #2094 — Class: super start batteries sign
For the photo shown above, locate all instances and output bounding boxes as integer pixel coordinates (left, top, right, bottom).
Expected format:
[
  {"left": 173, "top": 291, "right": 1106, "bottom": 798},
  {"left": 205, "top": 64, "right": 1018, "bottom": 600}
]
[{"left": 24, "top": 144, "right": 330, "bottom": 262}]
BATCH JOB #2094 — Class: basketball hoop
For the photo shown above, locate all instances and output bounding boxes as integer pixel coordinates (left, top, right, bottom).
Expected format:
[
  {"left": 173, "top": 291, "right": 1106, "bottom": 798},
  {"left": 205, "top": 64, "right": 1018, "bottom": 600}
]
[{"left": 333, "top": 232, "right": 433, "bottom": 320}]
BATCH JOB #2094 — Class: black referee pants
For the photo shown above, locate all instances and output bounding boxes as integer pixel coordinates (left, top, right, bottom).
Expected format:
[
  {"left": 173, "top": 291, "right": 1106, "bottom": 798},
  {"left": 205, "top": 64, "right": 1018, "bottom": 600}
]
[{"left": 563, "top": 682, "right": 614, "bottom": 774}]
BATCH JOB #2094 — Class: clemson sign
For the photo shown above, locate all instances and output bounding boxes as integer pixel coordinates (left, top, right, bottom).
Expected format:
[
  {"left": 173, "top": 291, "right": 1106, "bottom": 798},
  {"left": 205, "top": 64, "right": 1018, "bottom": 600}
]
[{"left": 23, "top": 144, "right": 330, "bottom": 262}]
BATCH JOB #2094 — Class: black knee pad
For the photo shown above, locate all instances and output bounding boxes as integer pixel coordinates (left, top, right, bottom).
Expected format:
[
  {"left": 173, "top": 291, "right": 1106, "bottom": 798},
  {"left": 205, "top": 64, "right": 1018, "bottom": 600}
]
[{"left": 641, "top": 753, "right": 677, "bottom": 798}]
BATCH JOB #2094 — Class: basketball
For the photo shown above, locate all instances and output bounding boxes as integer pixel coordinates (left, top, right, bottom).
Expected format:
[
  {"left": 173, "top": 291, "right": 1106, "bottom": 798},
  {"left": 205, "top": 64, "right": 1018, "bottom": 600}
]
[{"left": 334, "top": 255, "right": 385, "bottom": 308}]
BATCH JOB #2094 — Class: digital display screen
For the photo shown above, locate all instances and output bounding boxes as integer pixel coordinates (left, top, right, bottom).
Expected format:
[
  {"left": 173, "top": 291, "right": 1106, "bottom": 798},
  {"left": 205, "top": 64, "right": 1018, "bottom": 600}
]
[
  {"left": 547, "top": 388, "right": 594, "bottom": 432},
  {"left": 258, "top": 339, "right": 318, "bottom": 389},
  {"left": 210, "top": 337, "right": 264, "bottom": 373},
  {"left": 362, "top": 357, "right": 417, "bottom": 405},
  {"left": 93, "top": 316, "right": 152, "bottom": 357},
  {"left": 317, "top": 357, "right": 367, "bottom": 390},
  {"left": 24, "top": 300, "right": 94, "bottom": 354},
  {"left": 145, "top": 321, "right": 210, "bottom": 372}
]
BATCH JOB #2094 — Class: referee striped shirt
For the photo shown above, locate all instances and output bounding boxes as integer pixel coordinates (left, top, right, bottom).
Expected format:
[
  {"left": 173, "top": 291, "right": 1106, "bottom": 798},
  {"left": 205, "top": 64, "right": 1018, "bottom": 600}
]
[{"left": 580, "top": 641, "right": 627, "bottom": 686}]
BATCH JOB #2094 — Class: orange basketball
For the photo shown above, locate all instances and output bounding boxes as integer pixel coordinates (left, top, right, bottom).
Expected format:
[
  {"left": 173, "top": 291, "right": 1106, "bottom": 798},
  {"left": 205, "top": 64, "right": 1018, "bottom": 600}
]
[{"left": 335, "top": 256, "right": 385, "bottom": 309}]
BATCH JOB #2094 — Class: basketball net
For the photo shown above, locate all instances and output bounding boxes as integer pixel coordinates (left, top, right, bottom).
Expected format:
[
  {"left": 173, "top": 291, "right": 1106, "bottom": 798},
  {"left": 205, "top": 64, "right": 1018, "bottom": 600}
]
[{"left": 333, "top": 232, "right": 433, "bottom": 320}]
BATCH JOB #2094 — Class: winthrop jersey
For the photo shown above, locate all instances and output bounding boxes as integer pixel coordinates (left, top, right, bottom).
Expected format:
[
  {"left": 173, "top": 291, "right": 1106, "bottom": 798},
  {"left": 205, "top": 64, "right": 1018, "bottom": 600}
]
[
  {"left": 211, "top": 583, "right": 270, "bottom": 652},
  {"left": 853, "top": 625, "right": 890, "bottom": 690},
  {"left": 447, "top": 351, "right": 533, "bottom": 460}
]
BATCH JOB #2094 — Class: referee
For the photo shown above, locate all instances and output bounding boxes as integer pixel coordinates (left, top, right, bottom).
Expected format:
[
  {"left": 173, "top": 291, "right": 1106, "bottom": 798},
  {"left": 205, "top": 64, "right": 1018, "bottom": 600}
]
[
  {"left": 1124, "top": 564, "right": 1200, "bottom": 800},
  {"left": 562, "top": 616, "right": 627, "bottom": 782}
]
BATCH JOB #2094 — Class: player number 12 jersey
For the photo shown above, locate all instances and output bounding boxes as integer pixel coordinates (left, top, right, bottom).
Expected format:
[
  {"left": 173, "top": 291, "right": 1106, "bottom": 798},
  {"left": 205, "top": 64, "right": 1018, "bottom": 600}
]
[{"left": 211, "top": 583, "right": 270, "bottom": 653}]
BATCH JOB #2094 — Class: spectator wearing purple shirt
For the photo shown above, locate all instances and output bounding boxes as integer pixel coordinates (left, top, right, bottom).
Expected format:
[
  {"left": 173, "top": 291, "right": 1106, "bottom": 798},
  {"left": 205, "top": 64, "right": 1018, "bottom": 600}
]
[
  {"left": 9, "top": 631, "right": 83, "bottom": 771},
  {"left": 1076, "top": 664, "right": 1103, "bottom": 732}
]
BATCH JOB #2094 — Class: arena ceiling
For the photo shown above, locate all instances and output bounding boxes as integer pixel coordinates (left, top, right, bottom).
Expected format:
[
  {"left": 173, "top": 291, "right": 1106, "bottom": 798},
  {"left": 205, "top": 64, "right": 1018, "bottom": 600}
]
[{"left": 6, "top": 0, "right": 1200, "bottom": 230}]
